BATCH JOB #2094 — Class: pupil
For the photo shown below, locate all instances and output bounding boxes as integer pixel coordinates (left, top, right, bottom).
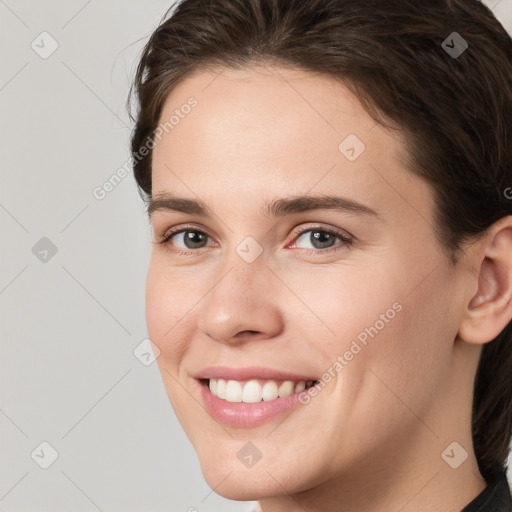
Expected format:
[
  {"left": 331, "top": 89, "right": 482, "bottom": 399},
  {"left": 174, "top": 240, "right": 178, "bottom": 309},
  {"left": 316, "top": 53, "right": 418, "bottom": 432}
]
[
  {"left": 185, "top": 231, "right": 206, "bottom": 248},
  {"left": 312, "top": 231, "right": 333, "bottom": 248}
]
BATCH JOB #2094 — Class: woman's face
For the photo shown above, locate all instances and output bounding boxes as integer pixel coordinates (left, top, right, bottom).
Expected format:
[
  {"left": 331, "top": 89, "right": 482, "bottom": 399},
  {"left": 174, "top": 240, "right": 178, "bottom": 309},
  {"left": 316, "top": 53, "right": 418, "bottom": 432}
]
[{"left": 146, "top": 65, "right": 478, "bottom": 503}]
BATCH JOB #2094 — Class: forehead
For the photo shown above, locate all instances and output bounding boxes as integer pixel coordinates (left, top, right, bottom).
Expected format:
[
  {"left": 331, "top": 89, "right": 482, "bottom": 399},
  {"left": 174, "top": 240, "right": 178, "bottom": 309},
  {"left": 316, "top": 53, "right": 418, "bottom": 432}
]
[
  {"left": 155, "top": 65, "right": 378, "bottom": 163},
  {"left": 151, "top": 65, "right": 433, "bottom": 227}
]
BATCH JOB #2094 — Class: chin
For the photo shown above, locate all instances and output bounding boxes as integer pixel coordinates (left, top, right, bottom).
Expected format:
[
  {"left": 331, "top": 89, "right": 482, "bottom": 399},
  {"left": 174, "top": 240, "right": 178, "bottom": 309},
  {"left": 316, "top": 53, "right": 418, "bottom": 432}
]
[
  {"left": 201, "top": 467, "right": 282, "bottom": 501},
  {"left": 197, "top": 451, "right": 312, "bottom": 502}
]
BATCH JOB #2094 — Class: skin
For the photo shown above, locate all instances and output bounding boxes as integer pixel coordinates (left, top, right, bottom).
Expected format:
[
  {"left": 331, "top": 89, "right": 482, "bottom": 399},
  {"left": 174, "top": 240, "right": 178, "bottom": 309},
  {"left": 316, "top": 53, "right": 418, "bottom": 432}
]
[{"left": 145, "top": 64, "right": 512, "bottom": 512}]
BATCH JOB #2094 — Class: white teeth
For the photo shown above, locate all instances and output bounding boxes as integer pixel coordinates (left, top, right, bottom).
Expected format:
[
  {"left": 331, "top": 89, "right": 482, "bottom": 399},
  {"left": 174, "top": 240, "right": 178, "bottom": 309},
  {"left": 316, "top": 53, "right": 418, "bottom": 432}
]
[
  {"left": 225, "top": 380, "right": 243, "bottom": 402},
  {"left": 262, "top": 381, "right": 278, "bottom": 401},
  {"left": 278, "top": 381, "right": 294, "bottom": 398},
  {"left": 216, "top": 378, "right": 227, "bottom": 399},
  {"left": 294, "top": 381, "right": 306, "bottom": 393},
  {"left": 207, "top": 378, "right": 316, "bottom": 403},
  {"left": 243, "top": 380, "right": 263, "bottom": 403}
]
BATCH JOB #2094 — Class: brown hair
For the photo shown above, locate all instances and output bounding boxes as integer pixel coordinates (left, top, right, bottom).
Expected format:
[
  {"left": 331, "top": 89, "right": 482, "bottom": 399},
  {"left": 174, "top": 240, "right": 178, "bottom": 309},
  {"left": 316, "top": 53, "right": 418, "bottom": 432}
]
[{"left": 128, "top": 0, "right": 512, "bottom": 483}]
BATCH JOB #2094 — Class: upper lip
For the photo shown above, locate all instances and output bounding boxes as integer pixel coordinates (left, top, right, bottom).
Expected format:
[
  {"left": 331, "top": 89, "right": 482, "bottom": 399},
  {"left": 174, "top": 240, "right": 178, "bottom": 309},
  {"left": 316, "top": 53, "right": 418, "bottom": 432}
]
[{"left": 195, "top": 366, "right": 318, "bottom": 382}]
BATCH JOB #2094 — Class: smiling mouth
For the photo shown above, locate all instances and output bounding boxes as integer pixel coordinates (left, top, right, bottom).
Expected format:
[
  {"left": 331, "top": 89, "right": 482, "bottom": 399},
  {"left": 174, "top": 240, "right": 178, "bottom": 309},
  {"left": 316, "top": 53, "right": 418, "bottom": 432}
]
[{"left": 201, "top": 378, "right": 320, "bottom": 403}]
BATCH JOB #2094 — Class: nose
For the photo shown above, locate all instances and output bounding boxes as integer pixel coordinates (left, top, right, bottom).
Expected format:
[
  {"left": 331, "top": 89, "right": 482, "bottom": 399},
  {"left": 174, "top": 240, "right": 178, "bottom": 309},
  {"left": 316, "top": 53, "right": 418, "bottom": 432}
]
[{"left": 197, "top": 258, "right": 284, "bottom": 345}]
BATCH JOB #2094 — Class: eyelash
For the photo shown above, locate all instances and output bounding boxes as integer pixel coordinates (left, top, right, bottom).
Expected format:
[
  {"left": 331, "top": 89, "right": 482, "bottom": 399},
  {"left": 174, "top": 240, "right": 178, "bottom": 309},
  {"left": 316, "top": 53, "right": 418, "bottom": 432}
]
[{"left": 156, "top": 224, "right": 354, "bottom": 257}]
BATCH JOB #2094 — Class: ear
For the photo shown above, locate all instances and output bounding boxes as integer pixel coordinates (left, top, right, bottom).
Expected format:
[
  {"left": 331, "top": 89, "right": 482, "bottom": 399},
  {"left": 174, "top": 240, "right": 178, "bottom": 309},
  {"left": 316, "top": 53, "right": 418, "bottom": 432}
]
[{"left": 458, "top": 215, "right": 512, "bottom": 345}]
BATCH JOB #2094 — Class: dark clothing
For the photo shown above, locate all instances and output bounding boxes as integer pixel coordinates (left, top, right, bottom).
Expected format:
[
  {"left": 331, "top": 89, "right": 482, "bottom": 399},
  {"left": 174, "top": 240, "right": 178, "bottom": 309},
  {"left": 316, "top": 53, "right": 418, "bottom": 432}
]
[{"left": 462, "top": 470, "right": 512, "bottom": 511}]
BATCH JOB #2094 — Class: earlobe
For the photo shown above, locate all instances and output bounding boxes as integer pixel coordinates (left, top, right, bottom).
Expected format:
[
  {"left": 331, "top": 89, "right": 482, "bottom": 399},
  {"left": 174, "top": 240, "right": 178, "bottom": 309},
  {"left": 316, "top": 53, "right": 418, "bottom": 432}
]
[{"left": 458, "top": 217, "right": 512, "bottom": 345}]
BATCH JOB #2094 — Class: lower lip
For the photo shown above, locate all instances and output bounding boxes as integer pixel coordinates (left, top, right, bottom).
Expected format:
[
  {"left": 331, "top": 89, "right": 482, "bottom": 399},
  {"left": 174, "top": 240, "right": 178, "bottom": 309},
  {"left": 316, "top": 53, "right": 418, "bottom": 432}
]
[{"left": 198, "top": 379, "right": 313, "bottom": 428}]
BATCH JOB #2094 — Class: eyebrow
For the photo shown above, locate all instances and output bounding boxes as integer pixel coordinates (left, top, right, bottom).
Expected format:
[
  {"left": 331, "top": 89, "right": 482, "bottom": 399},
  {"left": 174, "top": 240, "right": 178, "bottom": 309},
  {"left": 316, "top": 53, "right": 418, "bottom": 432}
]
[{"left": 147, "top": 192, "right": 380, "bottom": 220}]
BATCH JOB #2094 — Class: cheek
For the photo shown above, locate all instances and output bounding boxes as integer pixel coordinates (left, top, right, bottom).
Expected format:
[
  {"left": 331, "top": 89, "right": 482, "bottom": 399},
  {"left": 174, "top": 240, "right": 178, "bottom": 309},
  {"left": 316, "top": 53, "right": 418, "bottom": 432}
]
[
  {"left": 145, "top": 258, "right": 200, "bottom": 426},
  {"left": 144, "top": 256, "right": 195, "bottom": 361},
  {"left": 284, "top": 262, "right": 404, "bottom": 354},
  {"left": 285, "top": 254, "right": 454, "bottom": 392},
  {"left": 341, "top": 263, "right": 456, "bottom": 425}
]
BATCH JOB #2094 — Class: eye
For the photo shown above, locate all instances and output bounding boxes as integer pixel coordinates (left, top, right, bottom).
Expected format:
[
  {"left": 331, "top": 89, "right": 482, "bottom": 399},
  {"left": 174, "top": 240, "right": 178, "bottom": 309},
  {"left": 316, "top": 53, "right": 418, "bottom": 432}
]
[
  {"left": 155, "top": 224, "right": 353, "bottom": 256},
  {"left": 290, "top": 226, "right": 353, "bottom": 253},
  {"left": 158, "top": 226, "right": 213, "bottom": 251}
]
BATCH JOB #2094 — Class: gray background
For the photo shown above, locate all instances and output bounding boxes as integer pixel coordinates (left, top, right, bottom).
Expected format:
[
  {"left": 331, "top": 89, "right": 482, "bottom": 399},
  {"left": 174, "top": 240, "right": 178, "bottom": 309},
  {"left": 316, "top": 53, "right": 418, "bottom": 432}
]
[{"left": 1, "top": 1, "right": 511, "bottom": 511}]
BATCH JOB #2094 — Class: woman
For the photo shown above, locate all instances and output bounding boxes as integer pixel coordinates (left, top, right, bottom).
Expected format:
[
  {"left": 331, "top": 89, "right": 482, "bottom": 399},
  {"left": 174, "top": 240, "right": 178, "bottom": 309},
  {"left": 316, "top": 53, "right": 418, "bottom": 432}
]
[{"left": 128, "top": 1, "right": 512, "bottom": 510}]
